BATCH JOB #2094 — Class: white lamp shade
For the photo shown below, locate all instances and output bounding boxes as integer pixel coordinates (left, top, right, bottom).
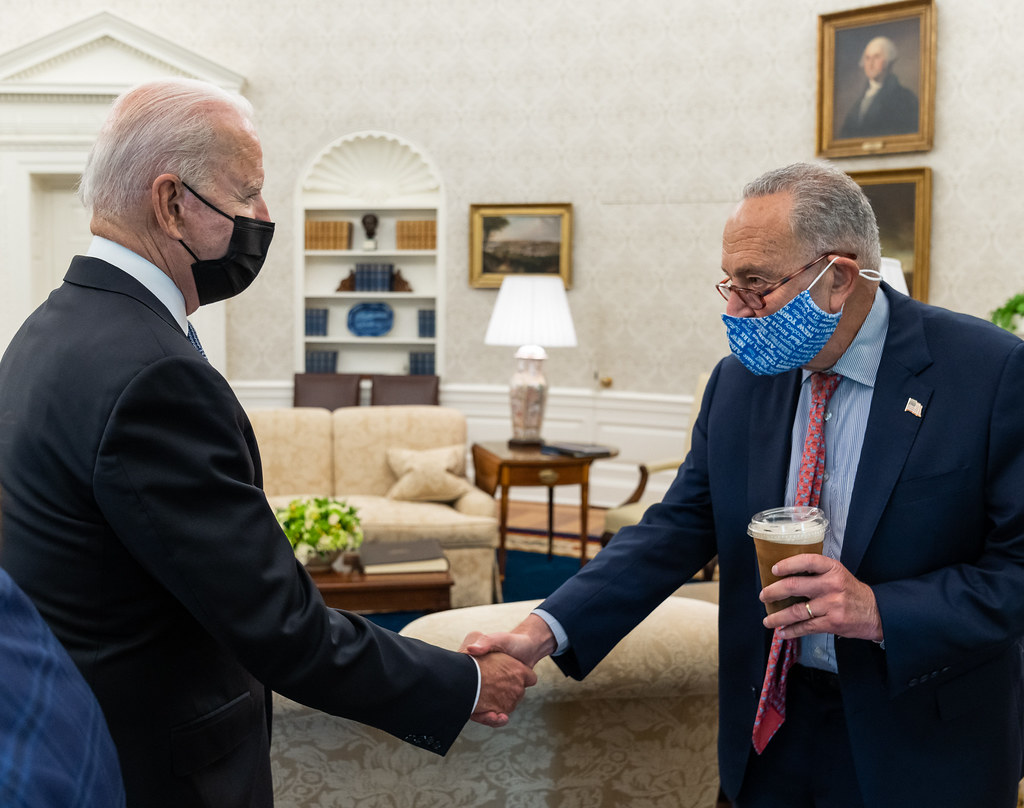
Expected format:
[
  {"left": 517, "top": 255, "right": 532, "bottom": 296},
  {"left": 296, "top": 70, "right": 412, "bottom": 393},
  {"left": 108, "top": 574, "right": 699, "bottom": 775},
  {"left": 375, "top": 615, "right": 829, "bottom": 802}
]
[
  {"left": 879, "top": 256, "right": 909, "bottom": 295},
  {"left": 484, "top": 275, "right": 577, "bottom": 348}
]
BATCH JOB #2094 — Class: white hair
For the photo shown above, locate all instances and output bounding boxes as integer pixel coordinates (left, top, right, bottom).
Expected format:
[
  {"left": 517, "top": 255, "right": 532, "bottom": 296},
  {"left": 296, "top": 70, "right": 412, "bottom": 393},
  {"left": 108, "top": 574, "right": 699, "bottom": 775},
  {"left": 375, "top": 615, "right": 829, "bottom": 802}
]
[
  {"left": 78, "top": 78, "right": 254, "bottom": 220},
  {"left": 862, "top": 36, "right": 898, "bottom": 66},
  {"left": 742, "top": 162, "right": 881, "bottom": 271}
]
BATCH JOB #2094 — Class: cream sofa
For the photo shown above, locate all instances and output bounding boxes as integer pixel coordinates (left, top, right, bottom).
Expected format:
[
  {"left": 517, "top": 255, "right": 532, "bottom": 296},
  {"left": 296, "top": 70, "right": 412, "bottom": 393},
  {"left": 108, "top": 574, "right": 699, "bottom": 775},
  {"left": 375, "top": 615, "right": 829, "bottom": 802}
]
[
  {"left": 247, "top": 405, "right": 500, "bottom": 607},
  {"left": 271, "top": 595, "right": 720, "bottom": 808}
]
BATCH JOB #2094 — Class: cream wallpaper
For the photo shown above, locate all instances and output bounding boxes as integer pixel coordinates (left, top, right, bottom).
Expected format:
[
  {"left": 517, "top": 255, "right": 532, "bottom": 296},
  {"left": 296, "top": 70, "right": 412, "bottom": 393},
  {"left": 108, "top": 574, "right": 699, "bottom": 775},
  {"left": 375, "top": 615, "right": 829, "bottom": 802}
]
[{"left": 3, "top": 0, "right": 1023, "bottom": 393}]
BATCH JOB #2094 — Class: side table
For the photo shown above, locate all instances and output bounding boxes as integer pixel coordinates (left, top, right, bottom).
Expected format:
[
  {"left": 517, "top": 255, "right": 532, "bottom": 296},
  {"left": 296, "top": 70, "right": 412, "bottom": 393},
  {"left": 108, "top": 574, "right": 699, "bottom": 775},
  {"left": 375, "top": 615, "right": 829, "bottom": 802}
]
[{"left": 471, "top": 441, "right": 618, "bottom": 575}]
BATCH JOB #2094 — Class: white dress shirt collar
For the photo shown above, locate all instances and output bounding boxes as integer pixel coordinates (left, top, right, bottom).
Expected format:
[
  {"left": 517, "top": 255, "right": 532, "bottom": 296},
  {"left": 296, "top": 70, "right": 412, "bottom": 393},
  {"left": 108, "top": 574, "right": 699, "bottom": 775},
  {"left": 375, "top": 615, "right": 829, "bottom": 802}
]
[{"left": 86, "top": 236, "right": 189, "bottom": 334}]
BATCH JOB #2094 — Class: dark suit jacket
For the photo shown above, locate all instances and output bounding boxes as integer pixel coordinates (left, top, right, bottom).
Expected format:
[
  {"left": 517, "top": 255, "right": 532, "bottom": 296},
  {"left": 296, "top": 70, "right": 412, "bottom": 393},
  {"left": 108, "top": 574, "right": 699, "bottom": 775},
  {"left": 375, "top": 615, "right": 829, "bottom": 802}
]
[
  {"left": 540, "top": 286, "right": 1024, "bottom": 806},
  {"left": 0, "top": 257, "right": 478, "bottom": 808},
  {"left": 840, "top": 73, "right": 919, "bottom": 139}
]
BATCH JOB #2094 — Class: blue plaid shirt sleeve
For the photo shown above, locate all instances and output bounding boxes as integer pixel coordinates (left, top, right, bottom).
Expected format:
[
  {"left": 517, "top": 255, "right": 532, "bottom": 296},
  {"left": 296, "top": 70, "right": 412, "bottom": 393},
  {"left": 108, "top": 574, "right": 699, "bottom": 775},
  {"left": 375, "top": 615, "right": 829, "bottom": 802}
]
[{"left": 0, "top": 569, "right": 125, "bottom": 807}]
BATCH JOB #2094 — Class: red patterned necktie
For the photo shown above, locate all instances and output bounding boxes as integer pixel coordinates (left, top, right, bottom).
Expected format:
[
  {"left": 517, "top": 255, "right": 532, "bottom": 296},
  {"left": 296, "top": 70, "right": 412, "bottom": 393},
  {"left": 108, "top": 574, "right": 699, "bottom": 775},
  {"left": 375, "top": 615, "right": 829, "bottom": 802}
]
[{"left": 752, "top": 371, "right": 842, "bottom": 754}]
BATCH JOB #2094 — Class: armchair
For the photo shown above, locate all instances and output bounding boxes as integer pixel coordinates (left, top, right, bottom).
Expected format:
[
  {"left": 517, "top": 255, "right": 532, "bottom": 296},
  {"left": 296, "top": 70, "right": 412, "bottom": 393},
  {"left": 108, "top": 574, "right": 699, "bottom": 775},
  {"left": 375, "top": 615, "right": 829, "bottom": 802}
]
[{"left": 601, "top": 372, "right": 711, "bottom": 547}]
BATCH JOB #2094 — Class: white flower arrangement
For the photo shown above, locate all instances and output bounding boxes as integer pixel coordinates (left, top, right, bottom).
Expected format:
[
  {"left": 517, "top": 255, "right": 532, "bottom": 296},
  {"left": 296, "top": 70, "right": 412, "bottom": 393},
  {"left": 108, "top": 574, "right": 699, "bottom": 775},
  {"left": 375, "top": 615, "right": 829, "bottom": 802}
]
[{"left": 274, "top": 496, "right": 363, "bottom": 566}]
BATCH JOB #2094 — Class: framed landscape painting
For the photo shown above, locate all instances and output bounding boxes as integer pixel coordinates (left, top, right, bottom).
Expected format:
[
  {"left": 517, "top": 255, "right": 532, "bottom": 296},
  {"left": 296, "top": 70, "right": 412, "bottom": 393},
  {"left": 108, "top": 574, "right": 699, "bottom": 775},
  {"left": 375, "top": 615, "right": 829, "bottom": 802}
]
[
  {"left": 817, "top": 0, "right": 936, "bottom": 158},
  {"left": 469, "top": 204, "right": 573, "bottom": 289},
  {"left": 848, "top": 167, "right": 932, "bottom": 301}
]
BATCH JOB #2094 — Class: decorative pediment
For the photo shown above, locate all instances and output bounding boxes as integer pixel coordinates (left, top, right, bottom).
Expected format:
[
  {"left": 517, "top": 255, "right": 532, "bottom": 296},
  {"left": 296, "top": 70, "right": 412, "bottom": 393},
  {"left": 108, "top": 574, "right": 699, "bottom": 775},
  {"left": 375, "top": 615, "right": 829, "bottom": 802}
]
[{"left": 0, "top": 11, "right": 244, "bottom": 100}]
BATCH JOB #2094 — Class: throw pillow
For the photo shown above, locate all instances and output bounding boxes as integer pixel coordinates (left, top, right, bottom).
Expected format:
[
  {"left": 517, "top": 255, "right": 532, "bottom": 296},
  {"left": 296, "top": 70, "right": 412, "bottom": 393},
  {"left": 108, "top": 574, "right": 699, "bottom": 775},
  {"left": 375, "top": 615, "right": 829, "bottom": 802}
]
[{"left": 386, "top": 444, "right": 472, "bottom": 502}]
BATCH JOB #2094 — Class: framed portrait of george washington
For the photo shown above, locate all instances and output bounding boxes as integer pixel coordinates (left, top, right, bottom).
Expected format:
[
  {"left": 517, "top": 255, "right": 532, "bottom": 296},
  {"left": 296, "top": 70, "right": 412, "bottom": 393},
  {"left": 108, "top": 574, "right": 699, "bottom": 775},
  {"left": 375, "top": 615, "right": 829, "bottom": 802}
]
[
  {"left": 848, "top": 167, "right": 932, "bottom": 301},
  {"left": 817, "top": 0, "right": 936, "bottom": 158}
]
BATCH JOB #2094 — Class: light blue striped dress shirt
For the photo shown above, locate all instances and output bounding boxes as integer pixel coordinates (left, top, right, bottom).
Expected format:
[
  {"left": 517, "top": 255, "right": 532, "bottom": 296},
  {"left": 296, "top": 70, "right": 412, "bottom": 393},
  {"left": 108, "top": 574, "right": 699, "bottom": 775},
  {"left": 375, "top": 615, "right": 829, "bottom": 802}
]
[{"left": 790, "top": 288, "right": 889, "bottom": 672}]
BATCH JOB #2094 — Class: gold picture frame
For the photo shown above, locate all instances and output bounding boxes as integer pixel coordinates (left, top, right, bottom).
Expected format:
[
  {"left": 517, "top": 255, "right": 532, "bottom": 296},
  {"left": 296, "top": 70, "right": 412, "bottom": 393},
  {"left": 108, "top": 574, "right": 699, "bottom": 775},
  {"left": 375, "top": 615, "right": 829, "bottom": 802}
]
[
  {"left": 817, "top": 0, "right": 936, "bottom": 158},
  {"left": 848, "top": 167, "right": 932, "bottom": 301},
  {"left": 469, "top": 204, "right": 573, "bottom": 289}
]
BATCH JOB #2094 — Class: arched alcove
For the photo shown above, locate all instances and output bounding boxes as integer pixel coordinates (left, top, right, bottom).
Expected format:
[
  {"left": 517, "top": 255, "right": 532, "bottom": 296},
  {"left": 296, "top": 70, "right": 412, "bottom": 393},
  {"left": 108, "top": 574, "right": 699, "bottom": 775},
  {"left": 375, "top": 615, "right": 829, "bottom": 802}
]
[{"left": 295, "top": 131, "right": 445, "bottom": 377}]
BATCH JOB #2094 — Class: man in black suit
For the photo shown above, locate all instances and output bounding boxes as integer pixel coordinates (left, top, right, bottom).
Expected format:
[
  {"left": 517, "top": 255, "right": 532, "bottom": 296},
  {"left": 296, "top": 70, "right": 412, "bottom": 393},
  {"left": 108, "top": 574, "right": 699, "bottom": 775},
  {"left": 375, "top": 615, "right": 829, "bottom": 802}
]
[
  {"left": 0, "top": 78, "right": 535, "bottom": 808},
  {"left": 839, "top": 36, "right": 919, "bottom": 139},
  {"left": 465, "top": 162, "right": 1024, "bottom": 806}
]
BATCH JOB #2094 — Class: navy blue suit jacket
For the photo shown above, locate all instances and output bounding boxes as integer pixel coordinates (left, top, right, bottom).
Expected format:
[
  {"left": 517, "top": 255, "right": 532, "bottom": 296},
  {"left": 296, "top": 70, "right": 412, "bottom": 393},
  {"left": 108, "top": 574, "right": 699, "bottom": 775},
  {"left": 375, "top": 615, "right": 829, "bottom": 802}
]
[
  {"left": 0, "top": 257, "right": 477, "bottom": 808},
  {"left": 540, "top": 286, "right": 1024, "bottom": 805}
]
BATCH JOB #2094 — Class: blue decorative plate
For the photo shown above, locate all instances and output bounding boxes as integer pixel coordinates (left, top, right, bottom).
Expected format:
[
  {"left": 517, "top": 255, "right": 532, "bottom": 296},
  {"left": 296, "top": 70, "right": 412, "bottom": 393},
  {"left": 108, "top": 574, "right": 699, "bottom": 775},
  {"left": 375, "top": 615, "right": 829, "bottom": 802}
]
[{"left": 347, "top": 302, "right": 394, "bottom": 337}]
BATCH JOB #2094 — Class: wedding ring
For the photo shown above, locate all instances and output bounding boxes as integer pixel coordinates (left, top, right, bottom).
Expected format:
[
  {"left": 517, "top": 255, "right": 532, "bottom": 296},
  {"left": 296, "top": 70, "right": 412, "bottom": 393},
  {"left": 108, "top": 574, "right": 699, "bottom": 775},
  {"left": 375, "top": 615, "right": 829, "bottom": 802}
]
[{"left": 805, "top": 602, "right": 815, "bottom": 620}]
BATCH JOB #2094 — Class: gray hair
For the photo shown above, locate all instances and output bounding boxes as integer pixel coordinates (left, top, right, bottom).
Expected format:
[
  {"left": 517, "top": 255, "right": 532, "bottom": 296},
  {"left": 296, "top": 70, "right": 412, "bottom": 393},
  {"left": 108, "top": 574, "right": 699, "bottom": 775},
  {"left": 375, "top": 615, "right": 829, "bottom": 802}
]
[
  {"left": 79, "top": 78, "right": 254, "bottom": 220},
  {"left": 742, "top": 162, "right": 881, "bottom": 271}
]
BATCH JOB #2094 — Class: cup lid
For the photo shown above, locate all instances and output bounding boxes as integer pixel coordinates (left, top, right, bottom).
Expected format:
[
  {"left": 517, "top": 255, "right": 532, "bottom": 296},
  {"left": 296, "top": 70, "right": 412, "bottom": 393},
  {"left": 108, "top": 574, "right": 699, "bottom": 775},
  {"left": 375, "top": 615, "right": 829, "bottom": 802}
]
[{"left": 747, "top": 506, "right": 828, "bottom": 539}]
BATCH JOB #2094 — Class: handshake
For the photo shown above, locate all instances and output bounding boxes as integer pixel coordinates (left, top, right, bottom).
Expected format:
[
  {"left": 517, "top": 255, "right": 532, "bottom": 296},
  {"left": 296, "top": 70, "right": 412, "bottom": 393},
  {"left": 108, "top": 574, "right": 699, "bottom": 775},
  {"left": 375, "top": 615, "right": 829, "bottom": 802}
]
[{"left": 459, "top": 613, "right": 558, "bottom": 727}]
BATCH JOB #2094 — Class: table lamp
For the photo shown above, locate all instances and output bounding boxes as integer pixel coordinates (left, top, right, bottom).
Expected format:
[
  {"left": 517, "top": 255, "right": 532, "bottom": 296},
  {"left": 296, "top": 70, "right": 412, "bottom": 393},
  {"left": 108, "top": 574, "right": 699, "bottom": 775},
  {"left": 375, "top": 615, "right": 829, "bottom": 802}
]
[{"left": 484, "top": 275, "right": 577, "bottom": 447}]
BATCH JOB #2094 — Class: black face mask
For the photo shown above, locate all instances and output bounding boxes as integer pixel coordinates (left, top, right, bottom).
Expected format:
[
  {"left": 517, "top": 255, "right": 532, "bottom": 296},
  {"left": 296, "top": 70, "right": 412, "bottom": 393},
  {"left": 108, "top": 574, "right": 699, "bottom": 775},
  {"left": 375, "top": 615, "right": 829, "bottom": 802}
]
[{"left": 179, "top": 182, "right": 275, "bottom": 306}]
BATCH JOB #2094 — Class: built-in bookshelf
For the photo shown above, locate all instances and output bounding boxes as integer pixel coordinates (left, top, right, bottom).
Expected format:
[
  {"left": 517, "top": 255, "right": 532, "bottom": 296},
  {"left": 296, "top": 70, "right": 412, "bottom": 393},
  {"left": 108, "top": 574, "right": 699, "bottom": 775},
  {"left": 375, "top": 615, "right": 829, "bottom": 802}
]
[{"left": 296, "top": 132, "right": 444, "bottom": 377}]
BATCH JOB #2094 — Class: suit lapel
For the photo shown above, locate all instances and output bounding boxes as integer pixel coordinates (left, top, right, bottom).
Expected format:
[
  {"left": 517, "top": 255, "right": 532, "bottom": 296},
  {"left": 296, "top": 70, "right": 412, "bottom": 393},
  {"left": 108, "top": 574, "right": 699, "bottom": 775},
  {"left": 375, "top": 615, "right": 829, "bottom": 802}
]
[
  {"left": 747, "top": 371, "right": 802, "bottom": 514},
  {"left": 842, "top": 288, "right": 934, "bottom": 574}
]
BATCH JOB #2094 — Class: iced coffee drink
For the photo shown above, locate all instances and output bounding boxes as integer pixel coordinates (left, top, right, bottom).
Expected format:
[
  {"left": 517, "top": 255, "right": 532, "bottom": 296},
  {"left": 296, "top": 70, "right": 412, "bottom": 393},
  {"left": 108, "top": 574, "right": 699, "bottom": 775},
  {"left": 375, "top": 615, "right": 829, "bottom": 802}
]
[{"left": 749, "top": 506, "right": 828, "bottom": 614}]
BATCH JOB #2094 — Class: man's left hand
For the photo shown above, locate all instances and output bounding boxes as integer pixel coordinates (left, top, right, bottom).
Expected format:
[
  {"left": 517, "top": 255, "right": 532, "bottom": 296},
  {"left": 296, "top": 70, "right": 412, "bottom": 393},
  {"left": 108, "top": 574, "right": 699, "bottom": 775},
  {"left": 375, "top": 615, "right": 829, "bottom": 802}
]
[{"left": 761, "top": 554, "right": 883, "bottom": 643}]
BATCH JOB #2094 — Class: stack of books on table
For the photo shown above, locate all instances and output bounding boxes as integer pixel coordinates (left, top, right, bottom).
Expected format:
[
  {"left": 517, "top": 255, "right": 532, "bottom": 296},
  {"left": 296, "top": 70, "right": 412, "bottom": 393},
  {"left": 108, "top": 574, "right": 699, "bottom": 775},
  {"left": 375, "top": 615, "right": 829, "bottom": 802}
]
[
  {"left": 540, "top": 441, "right": 613, "bottom": 458},
  {"left": 358, "top": 538, "right": 449, "bottom": 575}
]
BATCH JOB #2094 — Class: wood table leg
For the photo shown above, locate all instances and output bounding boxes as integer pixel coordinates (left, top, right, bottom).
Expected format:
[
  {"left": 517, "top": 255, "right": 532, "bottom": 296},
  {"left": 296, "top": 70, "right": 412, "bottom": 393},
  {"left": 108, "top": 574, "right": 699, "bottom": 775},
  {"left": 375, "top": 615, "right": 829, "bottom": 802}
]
[
  {"left": 499, "top": 474, "right": 510, "bottom": 578},
  {"left": 580, "top": 476, "right": 590, "bottom": 567},
  {"left": 547, "top": 487, "right": 555, "bottom": 560}
]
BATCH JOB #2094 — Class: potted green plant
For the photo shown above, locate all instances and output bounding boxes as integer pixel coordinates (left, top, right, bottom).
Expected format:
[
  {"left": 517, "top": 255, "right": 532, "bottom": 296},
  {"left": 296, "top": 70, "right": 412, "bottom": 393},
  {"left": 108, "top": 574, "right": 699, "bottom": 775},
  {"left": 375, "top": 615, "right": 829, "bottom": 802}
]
[
  {"left": 275, "top": 496, "right": 363, "bottom": 571},
  {"left": 991, "top": 293, "right": 1024, "bottom": 335}
]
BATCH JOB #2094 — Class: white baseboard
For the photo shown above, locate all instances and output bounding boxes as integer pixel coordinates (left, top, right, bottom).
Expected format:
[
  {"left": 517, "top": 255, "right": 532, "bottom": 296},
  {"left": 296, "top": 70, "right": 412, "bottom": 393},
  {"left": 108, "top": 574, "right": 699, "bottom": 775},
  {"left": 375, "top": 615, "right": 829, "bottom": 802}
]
[{"left": 231, "top": 379, "right": 693, "bottom": 508}]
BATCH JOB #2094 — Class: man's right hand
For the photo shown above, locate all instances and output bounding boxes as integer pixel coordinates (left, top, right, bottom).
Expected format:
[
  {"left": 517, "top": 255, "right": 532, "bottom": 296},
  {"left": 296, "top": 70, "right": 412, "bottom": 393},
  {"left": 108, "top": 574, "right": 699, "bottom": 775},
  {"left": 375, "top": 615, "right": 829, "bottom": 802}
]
[
  {"left": 461, "top": 613, "right": 559, "bottom": 727},
  {"left": 471, "top": 651, "right": 537, "bottom": 727}
]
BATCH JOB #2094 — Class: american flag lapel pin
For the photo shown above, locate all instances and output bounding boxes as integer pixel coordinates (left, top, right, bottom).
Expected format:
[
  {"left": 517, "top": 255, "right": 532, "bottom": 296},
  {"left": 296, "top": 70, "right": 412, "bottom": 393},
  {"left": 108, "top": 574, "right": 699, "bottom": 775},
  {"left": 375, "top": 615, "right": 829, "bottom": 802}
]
[{"left": 904, "top": 398, "right": 923, "bottom": 418}]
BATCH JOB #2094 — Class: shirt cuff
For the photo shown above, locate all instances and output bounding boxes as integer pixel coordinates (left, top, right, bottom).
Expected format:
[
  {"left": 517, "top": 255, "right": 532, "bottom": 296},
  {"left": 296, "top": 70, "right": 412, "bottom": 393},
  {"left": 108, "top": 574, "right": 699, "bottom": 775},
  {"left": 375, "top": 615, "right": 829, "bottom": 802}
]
[
  {"left": 470, "top": 656, "right": 481, "bottom": 712},
  {"left": 532, "top": 608, "right": 569, "bottom": 656}
]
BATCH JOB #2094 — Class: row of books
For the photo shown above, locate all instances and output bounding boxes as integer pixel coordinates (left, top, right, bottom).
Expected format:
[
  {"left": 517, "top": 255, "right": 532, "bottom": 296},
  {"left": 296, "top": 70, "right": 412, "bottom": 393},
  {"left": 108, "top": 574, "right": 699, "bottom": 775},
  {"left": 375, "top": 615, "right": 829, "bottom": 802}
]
[
  {"left": 359, "top": 538, "right": 448, "bottom": 574},
  {"left": 305, "top": 350, "right": 338, "bottom": 374},
  {"left": 305, "top": 220, "right": 351, "bottom": 250},
  {"left": 354, "top": 263, "right": 394, "bottom": 291},
  {"left": 417, "top": 309, "right": 436, "bottom": 338},
  {"left": 305, "top": 308, "right": 329, "bottom": 336},
  {"left": 409, "top": 351, "right": 435, "bottom": 376},
  {"left": 395, "top": 220, "right": 437, "bottom": 250}
]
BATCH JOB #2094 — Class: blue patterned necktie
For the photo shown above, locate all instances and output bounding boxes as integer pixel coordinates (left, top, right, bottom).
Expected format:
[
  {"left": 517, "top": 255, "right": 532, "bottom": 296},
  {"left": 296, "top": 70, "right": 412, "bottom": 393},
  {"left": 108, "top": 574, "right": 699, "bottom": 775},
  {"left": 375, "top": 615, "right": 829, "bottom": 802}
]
[{"left": 187, "top": 322, "right": 208, "bottom": 361}]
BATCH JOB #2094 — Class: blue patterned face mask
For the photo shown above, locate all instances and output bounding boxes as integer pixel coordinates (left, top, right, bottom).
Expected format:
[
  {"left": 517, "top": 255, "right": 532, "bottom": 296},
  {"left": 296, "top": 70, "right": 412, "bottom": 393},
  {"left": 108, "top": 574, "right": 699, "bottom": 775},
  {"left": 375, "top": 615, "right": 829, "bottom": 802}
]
[{"left": 721, "top": 258, "right": 842, "bottom": 376}]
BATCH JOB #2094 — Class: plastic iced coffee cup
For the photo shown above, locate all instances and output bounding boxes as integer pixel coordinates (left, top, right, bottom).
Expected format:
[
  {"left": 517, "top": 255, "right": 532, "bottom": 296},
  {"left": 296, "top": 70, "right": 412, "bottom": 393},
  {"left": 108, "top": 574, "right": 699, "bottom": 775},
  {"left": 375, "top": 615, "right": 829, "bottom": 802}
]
[{"left": 749, "top": 506, "right": 828, "bottom": 614}]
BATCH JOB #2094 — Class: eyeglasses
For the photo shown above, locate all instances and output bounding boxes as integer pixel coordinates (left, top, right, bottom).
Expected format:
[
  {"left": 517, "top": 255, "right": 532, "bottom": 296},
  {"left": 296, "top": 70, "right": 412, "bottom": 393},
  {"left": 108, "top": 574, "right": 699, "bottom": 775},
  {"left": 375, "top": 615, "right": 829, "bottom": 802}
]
[{"left": 715, "top": 251, "right": 856, "bottom": 311}]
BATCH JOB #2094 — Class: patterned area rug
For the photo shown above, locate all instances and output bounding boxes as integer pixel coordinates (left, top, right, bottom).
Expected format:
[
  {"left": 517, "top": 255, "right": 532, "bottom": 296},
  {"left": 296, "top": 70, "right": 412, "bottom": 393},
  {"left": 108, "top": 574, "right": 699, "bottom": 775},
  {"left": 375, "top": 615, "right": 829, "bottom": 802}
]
[{"left": 505, "top": 530, "right": 602, "bottom": 560}]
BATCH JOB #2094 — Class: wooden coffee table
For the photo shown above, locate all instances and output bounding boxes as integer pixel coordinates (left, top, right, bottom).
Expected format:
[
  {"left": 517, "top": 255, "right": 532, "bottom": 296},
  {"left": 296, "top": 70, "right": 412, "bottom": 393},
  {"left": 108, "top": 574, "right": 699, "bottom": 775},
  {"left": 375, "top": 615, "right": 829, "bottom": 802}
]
[{"left": 309, "top": 569, "right": 453, "bottom": 614}]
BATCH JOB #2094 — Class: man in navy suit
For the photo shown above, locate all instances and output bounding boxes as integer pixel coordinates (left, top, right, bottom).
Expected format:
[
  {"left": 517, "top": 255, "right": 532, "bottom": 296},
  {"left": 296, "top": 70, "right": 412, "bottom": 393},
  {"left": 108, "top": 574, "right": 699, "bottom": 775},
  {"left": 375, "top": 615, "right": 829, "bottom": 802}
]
[
  {"left": 466, "top": 162, "right": 1024, "bottom": 806},
  {"left": 0, "top": 78, "right": 534, "bottom": 808}
]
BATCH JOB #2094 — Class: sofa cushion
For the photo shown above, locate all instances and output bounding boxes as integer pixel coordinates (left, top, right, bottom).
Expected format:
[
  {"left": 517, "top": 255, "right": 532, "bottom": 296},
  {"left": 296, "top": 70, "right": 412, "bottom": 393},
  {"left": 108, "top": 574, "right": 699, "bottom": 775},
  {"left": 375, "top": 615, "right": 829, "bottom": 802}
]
[
  {"left": 332, "top": 406, "right": 468, "bottom": 495},
  {"left": 385, "top": 445, "right": 471, "bottom": 502},
  {"left": 341, "top": 495, "right": 498, "bottom": 549}
]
